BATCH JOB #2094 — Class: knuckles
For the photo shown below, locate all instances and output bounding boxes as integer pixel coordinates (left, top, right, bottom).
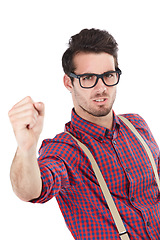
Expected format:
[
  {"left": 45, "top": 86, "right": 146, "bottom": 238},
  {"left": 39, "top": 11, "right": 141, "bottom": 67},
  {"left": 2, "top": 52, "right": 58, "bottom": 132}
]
[
  {"left": 8, "top": 96, "right": 38, "bottom": 127},
  {"left": 8, "top": 96, "right": 43, "bottom": 143}
]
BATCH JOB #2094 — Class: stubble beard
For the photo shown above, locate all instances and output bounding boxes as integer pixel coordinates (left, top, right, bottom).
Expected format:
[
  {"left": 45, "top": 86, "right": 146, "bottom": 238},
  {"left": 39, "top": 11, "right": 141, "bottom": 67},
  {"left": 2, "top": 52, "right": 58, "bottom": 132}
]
[
  {"left": 80, "top": 104, "right": 113, "bottom": 117},
  {"left": 74, "top": 88, "right": 116, "bottom": 118}
]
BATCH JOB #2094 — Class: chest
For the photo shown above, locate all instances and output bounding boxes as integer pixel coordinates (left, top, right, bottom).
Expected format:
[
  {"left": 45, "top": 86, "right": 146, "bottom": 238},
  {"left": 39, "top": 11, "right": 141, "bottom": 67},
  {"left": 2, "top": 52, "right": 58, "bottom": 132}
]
[{"left": 78, "top": 130, "right": 159, "bottom": 198}]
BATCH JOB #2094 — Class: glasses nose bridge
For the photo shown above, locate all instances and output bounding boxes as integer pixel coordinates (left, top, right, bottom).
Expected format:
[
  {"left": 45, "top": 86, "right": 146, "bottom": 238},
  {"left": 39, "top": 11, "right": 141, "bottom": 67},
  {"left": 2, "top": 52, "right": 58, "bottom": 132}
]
[{"left": 96, "top": 74, "right": 105, "bottom": 86}]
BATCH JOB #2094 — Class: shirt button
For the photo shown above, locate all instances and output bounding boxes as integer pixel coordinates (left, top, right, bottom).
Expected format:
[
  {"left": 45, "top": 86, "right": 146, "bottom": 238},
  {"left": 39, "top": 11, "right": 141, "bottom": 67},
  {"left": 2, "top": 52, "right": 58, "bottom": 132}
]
[
  {"left": 126, "top": 168, "right": 130, "bottom": 172},
  {"left": 98, "top": 136, "right": 103, "bottom": 141},
  {"left": 112, "top": 140, "right": 117, "bottom": 145},
  {"left": 147, "top": 221, "right": 151, "bottom": 226},
  {"left": 131, "top": 197, "right": 135, "bottom": 202}
]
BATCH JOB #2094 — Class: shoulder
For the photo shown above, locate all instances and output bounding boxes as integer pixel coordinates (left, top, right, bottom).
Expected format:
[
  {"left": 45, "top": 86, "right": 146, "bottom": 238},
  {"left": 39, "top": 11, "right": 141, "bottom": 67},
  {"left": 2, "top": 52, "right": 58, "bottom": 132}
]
[
  {"left": 38, "top": 132, "right": 81, "bottom": 164},
  {"left": 118, "top": 113, "right": 157, "bottom": 145},
  {"left": 119, "top": 113, "right": 148, "bottom": 130},
  {"left": 40, "top": 132, "right": 74, "bottom": 146}
]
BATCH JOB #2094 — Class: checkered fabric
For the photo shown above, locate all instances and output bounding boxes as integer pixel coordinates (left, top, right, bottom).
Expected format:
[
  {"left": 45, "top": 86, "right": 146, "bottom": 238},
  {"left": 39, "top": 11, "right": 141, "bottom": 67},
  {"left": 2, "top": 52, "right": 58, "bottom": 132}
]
[{"left": 31, "top": 109, "right": 160, "bottom": 239}]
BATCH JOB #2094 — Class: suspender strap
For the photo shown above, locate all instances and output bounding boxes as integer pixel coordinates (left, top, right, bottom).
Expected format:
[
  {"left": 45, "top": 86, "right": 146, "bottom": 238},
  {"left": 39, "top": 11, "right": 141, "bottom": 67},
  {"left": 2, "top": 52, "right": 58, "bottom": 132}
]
[
  {"left": 119, "top": 116, "right": 160, "bottom": 192},
  {"left": 66, "top": 132, "right": 130, "bottom": 240}
]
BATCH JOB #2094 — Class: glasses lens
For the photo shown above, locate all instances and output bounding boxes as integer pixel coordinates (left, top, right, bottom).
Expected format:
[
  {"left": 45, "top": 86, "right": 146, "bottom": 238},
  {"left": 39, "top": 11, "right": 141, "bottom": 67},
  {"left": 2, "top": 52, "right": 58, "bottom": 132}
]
[
  {"left": 103, "top": 72, "right": 119, "bottom": 86},
  {"left": 77, "top": 70, "right": 121, "bottom": 88},
  {"left": 80, "top": 74, "right": 97, "bottom": 88}
]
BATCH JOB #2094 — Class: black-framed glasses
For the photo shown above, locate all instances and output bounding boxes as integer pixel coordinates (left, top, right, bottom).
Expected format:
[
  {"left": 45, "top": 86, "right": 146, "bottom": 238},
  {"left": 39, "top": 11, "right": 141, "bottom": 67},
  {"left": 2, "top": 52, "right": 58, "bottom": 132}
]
[{"left": 69, "top": 68, "right": 122, "bottom": 89}]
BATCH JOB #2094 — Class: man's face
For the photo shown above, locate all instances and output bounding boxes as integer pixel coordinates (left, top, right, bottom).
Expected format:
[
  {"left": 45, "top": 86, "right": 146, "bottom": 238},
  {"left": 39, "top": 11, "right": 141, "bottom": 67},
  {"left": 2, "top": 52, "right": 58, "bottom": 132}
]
[{"left": 64, "top": 52, "right": 117, "bottom": 123}]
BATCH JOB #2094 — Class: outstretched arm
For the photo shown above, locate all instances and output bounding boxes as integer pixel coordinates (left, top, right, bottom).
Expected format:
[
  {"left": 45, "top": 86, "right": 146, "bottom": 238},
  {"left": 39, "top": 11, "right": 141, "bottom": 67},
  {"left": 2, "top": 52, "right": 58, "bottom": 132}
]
[{"left": 8, "top": 96, "right": 45, "bottom": 201}]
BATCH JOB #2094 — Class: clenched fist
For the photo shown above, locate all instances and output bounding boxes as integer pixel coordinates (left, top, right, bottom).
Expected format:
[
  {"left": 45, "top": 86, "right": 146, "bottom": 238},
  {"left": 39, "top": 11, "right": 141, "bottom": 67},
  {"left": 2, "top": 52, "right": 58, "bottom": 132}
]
[{"left": 8, "top": 96, "right": 45, "bottom": 151}]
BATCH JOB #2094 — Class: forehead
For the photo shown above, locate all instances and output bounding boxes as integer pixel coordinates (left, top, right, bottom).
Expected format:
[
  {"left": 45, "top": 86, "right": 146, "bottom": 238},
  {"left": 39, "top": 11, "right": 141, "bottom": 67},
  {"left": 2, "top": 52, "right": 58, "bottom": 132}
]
[{"left": 73, "top": 52, "right": 115, "bottom": 74}]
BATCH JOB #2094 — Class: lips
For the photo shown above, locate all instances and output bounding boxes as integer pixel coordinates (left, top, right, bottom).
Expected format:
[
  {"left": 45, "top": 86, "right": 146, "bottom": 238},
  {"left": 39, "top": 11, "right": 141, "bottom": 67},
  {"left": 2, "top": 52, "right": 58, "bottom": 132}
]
[
  {"left": 94, "top": 99, "right": 106, "bottom": 102},
  {"left": 93, "top": 97, "right": 108, "bottom": 104}
]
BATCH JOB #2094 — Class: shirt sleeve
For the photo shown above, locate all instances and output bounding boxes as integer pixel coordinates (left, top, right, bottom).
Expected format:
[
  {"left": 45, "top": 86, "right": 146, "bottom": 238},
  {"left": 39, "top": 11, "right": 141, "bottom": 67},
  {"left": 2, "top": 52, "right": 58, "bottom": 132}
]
[{"left": 31, "top": 141, "right": 71, "bottom": 204}]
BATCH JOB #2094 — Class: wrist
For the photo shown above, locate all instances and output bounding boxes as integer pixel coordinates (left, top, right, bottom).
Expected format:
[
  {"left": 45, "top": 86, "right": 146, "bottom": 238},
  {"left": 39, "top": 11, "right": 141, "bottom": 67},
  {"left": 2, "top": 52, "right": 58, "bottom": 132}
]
[{"left": 16, "top": 144, "right": 37, "bottom": 160}]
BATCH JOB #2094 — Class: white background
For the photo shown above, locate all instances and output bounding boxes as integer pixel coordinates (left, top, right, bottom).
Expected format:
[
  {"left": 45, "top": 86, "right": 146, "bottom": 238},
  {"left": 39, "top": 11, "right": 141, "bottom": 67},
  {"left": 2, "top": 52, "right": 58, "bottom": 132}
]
[{"left": 0, "top": 0, "right": 160, "bottom": 239}]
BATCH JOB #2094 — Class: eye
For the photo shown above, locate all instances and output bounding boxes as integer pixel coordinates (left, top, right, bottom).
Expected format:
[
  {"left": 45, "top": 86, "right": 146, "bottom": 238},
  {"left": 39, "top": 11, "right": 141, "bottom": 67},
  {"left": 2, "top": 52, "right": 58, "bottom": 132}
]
[
  {"left": 104, "top": 73, "right": 114, "bottom": 78},
  {"left": 81, "top": 75, "right": 94, "bottom": 81},
  {"left": 104, "top": 72, "right": 117, "bottom": 80}
]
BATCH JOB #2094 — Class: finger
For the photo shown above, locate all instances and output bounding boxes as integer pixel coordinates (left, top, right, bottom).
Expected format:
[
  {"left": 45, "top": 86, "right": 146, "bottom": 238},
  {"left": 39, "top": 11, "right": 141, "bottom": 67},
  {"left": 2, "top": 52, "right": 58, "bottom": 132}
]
[
  {"left": 34, "top": 102, "right": 45, "bottom": 117},
  {"left": 9, "top": 103, "right": 35, "bottom": 118},
  {"left": 12, "top": 96, "right": 34, "bottom": 109},
  {"left": 10, "top": 109, "right": 38, "bottom": 128},
  {"left": 9, "top": 97, "right": 34, "bottom": 116},
  {"left": 13, "top": 109, "right": 38, "bottom": 121}
]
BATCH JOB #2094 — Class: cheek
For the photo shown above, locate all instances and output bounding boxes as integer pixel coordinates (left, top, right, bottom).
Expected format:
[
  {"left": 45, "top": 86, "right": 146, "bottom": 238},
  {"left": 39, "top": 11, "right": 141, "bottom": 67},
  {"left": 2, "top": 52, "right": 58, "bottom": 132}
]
[
  {"left": 73, "top": 87, "right": 92, "bottom": 105},
  {"left": 110, "top": 87, "right": 117, "bottom": 97},
  {"left": 111, "top": 88, "right": 117, "bottom": 104}
]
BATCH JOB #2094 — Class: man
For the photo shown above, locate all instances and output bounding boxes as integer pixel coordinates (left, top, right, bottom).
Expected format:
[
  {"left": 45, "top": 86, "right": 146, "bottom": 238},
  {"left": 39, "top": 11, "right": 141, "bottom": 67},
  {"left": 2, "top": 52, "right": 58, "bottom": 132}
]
[{"left": 9, "top": 28, "right": 160, "bottom": 239}]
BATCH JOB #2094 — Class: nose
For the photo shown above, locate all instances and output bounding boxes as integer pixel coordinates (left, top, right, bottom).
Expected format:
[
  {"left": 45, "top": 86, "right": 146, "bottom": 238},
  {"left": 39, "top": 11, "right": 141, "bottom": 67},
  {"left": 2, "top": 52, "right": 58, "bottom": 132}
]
[{"left": 94, "top": 77, "right": 107, "bottom": 93}]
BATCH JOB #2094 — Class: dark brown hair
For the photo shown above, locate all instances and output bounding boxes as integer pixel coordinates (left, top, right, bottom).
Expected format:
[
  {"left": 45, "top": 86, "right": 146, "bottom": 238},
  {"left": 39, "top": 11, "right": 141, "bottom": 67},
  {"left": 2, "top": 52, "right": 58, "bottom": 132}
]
[{"left": 62, "top": 28, "right": 119, "bottom": 75}]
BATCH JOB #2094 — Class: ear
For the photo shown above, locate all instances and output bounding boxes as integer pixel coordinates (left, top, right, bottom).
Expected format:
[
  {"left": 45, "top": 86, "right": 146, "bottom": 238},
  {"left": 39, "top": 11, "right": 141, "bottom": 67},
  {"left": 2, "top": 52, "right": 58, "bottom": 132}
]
[{"left": 63, "top": 74, "right": 73, "bottom": 92}]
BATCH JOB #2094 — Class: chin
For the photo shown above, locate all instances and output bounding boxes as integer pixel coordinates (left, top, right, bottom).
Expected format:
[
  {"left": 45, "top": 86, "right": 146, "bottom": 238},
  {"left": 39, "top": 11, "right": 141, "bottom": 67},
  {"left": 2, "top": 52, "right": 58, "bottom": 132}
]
[{"left": 86, "top": 107, "right": 112, "bottom": 118}]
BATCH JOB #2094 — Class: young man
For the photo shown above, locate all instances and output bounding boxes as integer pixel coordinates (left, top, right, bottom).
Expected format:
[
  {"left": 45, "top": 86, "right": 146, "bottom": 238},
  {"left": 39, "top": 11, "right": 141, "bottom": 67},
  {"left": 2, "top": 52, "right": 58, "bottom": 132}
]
[{"left": 9, "top": 29, "right": 160, "bottom": 239}]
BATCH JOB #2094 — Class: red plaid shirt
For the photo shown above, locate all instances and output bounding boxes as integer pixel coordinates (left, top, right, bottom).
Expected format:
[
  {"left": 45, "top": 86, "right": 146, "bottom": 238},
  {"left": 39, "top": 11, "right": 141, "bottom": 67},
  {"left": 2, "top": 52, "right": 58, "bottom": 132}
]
[{"left": 32, "top": 109, "right": 160, "bottom": 239}]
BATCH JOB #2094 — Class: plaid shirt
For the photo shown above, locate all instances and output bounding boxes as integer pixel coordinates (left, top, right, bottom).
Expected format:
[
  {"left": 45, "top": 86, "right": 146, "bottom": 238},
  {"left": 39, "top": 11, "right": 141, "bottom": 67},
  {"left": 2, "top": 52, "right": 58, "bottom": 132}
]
[{"left": 32, "top": 109, "right": 160, "bottom": 239}]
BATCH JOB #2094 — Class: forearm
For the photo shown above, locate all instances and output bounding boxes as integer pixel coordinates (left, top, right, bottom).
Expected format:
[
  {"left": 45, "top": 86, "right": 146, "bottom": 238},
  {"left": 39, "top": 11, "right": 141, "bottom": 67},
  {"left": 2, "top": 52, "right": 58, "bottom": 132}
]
[{"left": 10, "top": 147, "right": 42, "bottom": 202}]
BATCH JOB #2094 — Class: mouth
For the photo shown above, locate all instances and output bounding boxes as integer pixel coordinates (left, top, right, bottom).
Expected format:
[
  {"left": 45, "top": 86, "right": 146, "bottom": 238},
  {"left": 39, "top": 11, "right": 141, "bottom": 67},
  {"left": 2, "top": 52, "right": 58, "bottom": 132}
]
[
  {"left": 93, "top": 98, "right": 108, "bottom": 104},
  {"left": 94, "top": 99, "right": 106, "bottom": 102}
]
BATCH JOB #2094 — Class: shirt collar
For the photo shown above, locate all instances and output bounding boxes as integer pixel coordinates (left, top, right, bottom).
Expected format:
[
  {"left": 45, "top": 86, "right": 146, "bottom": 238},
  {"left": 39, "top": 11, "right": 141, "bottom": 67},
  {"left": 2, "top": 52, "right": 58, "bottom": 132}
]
[{"left": 67, "top": 109, "right": 121, "bottom": 141}]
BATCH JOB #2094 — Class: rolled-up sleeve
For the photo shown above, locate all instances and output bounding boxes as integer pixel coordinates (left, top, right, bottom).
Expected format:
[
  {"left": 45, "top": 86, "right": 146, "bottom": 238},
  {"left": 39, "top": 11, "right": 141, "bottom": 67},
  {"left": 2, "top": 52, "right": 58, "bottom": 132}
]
[{"left": 31, "top": 141, "right": 71, "bottom": 204}]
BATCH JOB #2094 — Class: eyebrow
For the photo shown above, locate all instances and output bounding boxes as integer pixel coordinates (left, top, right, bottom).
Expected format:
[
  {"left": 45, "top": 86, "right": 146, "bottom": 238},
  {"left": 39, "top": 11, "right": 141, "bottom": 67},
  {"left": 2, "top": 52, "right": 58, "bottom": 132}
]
[{"left": 75, "top": 70, "right": 116, "bottom": 75}]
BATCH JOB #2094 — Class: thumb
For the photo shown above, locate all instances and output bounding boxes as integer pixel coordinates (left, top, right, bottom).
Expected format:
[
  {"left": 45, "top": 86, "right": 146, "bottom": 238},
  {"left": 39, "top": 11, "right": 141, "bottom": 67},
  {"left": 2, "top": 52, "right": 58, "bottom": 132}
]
[{"left": 34, "top": 102, "right": 45, "bottom": 116}]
